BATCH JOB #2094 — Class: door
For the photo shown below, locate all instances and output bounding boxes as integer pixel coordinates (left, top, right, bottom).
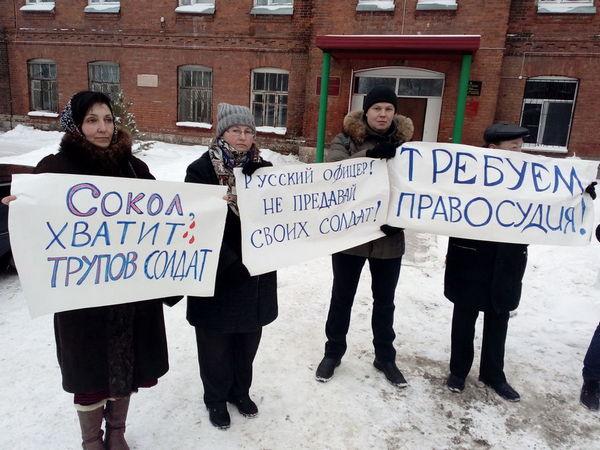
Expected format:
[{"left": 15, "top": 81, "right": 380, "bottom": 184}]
[{"left": 397, "top": 98, "right": 427, "bottom": 141}]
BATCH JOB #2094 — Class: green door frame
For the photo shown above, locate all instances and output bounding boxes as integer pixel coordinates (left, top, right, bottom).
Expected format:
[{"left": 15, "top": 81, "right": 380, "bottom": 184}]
[
  {"left": 452, "top": 53, "right": 473, "bottom": 144},
  {"left": 315, "top": 51, "right": 331, "bottom": 163},
  {"left": 315, "top": 51, "right": 473, "bottom": 162}
]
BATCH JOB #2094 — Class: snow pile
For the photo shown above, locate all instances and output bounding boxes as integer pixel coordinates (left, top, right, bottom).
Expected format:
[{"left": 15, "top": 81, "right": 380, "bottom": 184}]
[{"left": 0, "top": 127, "right": 599, "bottom": 449}]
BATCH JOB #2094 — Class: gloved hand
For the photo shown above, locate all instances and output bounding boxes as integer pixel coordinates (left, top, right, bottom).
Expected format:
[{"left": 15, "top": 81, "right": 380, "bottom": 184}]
[
  {"left": 366, "top": 142, "right": 397, "bottom": 159},
  {"left": 585, "top": 181, "right": 597, "bottom": 200},
  {"left": 380, "top": 225, "right": 404, "bottom": 236},
  {"left": 242, "top": 159, "right": 273, "bottom": 176}
]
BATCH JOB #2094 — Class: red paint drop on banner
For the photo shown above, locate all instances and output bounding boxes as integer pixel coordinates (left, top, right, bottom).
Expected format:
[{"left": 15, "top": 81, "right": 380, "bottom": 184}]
[
  {"left": 189, "top": 236, "right": 195, "bottom": 244},
  {"left": 190, "top": 221, "right": 196, "bottom": 229},
  {"left": 183, "top": 231, "right": 189, "bottom": 239}
]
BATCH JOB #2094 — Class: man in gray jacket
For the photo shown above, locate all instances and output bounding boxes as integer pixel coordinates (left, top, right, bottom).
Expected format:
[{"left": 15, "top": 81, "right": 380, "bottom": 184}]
[{"left": 315, "top": 85, "right": 414, "bottom": 387}]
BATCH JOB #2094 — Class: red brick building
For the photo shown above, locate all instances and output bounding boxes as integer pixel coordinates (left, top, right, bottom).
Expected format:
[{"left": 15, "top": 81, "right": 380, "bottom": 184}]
[{"left": 1, "top": 0, "right": 598, "bottom": 159}]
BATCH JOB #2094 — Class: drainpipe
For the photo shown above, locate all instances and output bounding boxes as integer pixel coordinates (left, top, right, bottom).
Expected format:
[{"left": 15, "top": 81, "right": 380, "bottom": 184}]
[
  {"left": 452, "top": 53, "right": 472, "bottom": 144},
  {"left": 315, "top": 51, "right": 331, "bottom": 163}
]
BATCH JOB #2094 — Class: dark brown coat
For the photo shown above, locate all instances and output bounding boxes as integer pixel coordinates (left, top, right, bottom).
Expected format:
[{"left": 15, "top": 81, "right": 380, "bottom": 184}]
[
  {"left": 34, "top": 130, "right": 170, "bottom": 395},
  {"left": 326, "top": 111, "right": 414, "bottom": 259}
]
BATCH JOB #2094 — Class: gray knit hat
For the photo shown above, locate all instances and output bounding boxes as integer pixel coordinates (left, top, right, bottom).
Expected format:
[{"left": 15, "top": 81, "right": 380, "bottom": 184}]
[{"left": 216, "top": 103, "right": 256, "bottom": 138}]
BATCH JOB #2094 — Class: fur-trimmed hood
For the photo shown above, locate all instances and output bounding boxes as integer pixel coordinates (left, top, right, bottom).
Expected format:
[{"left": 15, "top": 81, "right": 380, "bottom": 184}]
[
  {"left": 58, "top": 128, "right": 133, "bottom": 176},
  {"left": 342, "top": 110, "right": 414, "bottom": 146}
]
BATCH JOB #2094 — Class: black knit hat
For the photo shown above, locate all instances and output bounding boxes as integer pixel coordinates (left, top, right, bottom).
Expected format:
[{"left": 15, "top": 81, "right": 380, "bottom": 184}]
[{"left": 363, "top": 85, "right": 398, "bottom": 113}]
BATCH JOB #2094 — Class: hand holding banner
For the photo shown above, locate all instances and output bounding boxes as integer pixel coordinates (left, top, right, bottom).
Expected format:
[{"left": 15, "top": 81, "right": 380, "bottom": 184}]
[{"left": 9, "top": 174, "right": 227, "bottom": 317}]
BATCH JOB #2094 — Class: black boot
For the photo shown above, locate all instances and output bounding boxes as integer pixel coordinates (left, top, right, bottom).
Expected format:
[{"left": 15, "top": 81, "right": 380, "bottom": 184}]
[
  {"left": 230, "top": 396, "right": 258, "bottom": 418},
  {"left": 315, "top": 357, "right": 341, "bottom": 382},
  {"left": 373, "top": 359, "right": 408, "bottom": 388},
  {"left": 446, "top": 373, "right": 465, "bottom": 393},
  {"left": 479, "top": 376, "right": 520, "bottom": 402},
  {"left": 580, "top": 380, "right": 600, "bottom": 411},
  {"left": 207, "top": 403, "right": 231, "bottom": 429}
]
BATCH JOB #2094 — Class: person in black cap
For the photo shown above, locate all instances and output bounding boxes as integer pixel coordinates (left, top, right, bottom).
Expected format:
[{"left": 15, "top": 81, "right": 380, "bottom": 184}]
[
  {"left": 580, "top": 225, "right": 600, "bottom": 411},
  {"left": 443, "top": 122, "right": 531, "bottom": 402},
  {"left": 314, "top": 85, "right": 415, "bottom": 387}
]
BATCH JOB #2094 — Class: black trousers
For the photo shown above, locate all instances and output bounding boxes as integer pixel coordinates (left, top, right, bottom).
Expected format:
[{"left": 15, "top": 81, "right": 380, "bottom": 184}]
[
  {"left": 194, "top": 327, "right": 262, "bottom": 407},
  {"left": 583, "top": 322, "right": 600, "bottom": 382},
  {"left": 324, "top": 253, "right": 402, "bottom": 363},
  {"left": 449, "top": 304, "right": 510, "bottom": 385}
]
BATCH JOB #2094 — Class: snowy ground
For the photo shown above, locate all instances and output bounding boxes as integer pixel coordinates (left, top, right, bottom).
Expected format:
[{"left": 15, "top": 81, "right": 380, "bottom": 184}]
[{"left": 0, "top": 126, "right": 599, "bottom": 450}]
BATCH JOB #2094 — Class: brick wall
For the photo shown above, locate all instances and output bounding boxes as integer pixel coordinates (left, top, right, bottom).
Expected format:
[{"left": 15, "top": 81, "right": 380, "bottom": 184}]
[
  {"left": 4, "top": 0, "right": 600, "bottom": 157},
  {"left": 495, "top": 0, "right": 600, "bottom": 158}
]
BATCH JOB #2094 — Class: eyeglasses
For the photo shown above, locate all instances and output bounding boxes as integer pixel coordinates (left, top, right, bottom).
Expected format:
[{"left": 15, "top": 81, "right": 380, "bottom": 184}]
[{"left": 226, "top": 128, "right": 255, "bottom": 137}]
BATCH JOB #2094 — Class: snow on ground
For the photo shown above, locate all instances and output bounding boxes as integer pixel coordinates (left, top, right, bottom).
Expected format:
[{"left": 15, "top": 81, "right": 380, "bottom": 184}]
[{"left": 0, "top": 126, "right": 599, "bottom": 449}]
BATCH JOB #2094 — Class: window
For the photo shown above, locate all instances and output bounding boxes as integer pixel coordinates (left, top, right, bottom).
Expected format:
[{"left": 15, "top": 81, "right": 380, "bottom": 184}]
[
  {"left": 88, "top": 62, "right": 120, "bottom": 100},
  {"left": 85, "top": 0, "right": 120, "bottom": 13},
  {"left": 357, "top": 0, "right": 395, "bottom": 12},
  {"left": 21, "top": 0, "right": 55, "bottom": 12},
  {"left": 28, "top": 60, "right": 58, "bottom": 113},
  {"left": 176, "top": 0, "right": 215, "bottom": 14},
  {"left": 252, "top": 0, "right": 293, "bottom": 15},
  {"left": 178, "top": 66, "right": 213, "bottom": 124},
  {"left": 416, "top": 0, "right": 458, "bottom": 10},
  {"left": 537, "top": 0, "right": 596, "bottom": 14},
  {"left": 520, "top": 77, "right": 578, "bottom": 151},
  {"left": 255, "top": 0, "right": 293, "bottom": 5},
  {"left": 251, "top": 69, "right": 289, "bottom": 131}
]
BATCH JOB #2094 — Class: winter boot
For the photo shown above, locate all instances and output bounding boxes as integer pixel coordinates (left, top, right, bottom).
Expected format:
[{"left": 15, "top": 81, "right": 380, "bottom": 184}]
[
  {"left": 104, "top": 396, "right": 130, "bottom": 450},
  {"left": 207, "top": 403, "right": 231, "bottom": 429},
  {"left": 580, "top": 380, "right": 600, "bottom": 411},
  {"left": 373, "top": 359, "right": 408, "bottom": 388},
  {"left": 315, "top": 357, "right": 341, "bottom": 382},
  {"left": 76, "top": 407, "right": 104, "bottom": 450}
]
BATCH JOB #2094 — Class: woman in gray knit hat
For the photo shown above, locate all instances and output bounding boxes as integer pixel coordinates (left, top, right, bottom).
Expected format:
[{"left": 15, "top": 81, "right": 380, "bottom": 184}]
[{"left": 184, "top": 103, "right": 278, "bottom": 430}]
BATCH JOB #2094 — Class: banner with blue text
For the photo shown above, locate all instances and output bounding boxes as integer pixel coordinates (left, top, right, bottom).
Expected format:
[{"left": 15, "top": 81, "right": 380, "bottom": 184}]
[
  {"left": 9, "top": 174, "right": 227, "bottom": 317},
  {"left": 387, "top": 142, "right": 597, "bottom": 245},
  {"left": 235, "top": 158, "right": 389, "bottom": 275}
]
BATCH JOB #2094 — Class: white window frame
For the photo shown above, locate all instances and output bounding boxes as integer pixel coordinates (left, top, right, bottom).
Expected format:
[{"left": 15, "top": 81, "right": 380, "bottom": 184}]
[
  {"left": 21, "top": 0, "right": 55, "bottom": 12},
  {"left": 251, "top": 0, "right": 293, "bottom": 15},
  {"left": 177, "top": 65, "right": 213, "bottom": 126},
  {"left": 520, "top": 76, "right": 579, "bottom": 154},
  {"left": 88, "top": 61, "right": 121, "bottom": 101},
  {"left": 537, "top": 0, "right": 596, "bottom": 14},
  {"left": 175, "top": 0, "right": 215, "bottom": 14},
  {"left": 416, "top": 0, "right": 458, "bottom": 10},
  {"left": 251, "top": 68, "right": 289, "bottom": 133},
  {"left": 356, "top": 0, "right": 396, "bottom": 12},
  {"left": 28, "top": 59, "right": 58, "bottom": 114},
  {"left": 85, "top": 0, "right": 120, "bottom": 14}
]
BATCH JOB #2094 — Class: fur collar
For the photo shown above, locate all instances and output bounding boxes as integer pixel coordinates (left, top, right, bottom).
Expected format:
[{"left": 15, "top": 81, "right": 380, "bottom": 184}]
[
  {"left": 59, "top": 129, "right": 133, "bottom": 176},
  {"left": 342, "top": 110, "right": 414, "bottom": 146}
]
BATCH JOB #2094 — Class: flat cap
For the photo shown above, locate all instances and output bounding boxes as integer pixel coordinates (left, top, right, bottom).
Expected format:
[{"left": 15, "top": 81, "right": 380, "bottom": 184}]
[{"left": 483, "top": 122, "right": 529, "bottom": 144}]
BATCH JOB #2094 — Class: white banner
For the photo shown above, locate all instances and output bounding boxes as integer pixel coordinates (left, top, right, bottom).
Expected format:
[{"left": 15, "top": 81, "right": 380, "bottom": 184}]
[
  {"left": 387, "top": 142, "right": 598, "bottom": 245},
  {"left": 235, "top": 158, "right": 389, "bottom": 275},
  {"left": 9, "top": 174, "right": 227, "bottom": 317}
]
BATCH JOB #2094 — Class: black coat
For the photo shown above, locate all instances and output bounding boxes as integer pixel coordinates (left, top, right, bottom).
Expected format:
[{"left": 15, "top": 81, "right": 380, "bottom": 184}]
[
  {"left": 185, "top": 152, "right": 278, "bottom": 333},
  {"left": 34, "top": 131, "right": 170, "bottom": 395},
  {"left": 444, "top": 237, "right": 528, "bottom": 313}
]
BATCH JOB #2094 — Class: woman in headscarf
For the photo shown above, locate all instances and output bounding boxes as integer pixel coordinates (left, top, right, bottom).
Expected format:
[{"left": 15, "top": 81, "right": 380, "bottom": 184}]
[{"left": 5, "top": 91, "right": 172, "bottom": 450}]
